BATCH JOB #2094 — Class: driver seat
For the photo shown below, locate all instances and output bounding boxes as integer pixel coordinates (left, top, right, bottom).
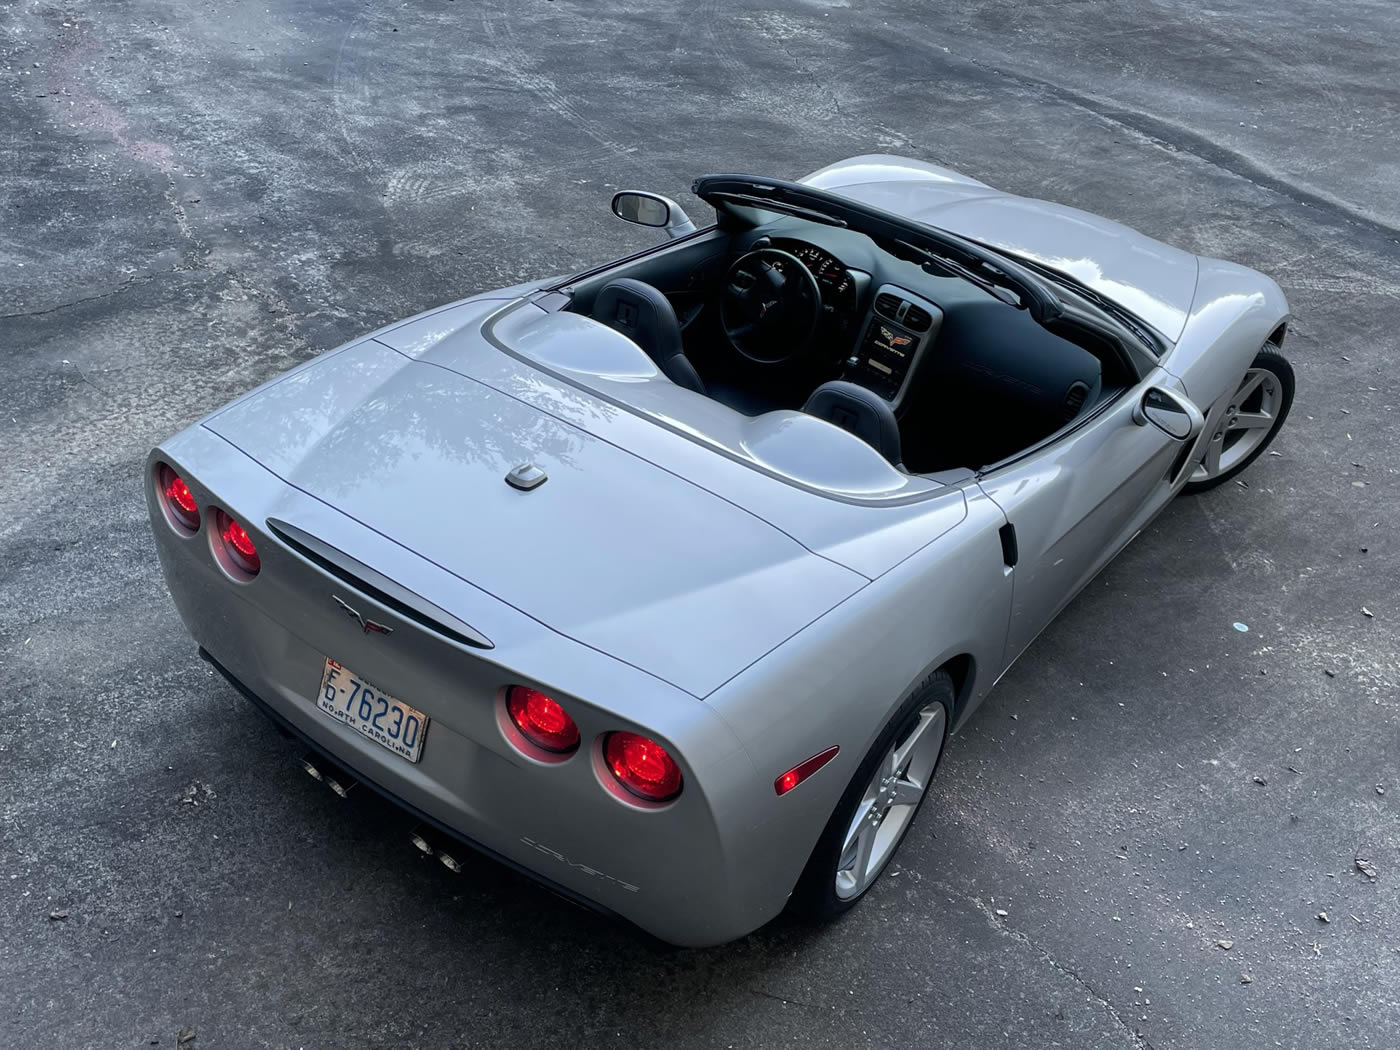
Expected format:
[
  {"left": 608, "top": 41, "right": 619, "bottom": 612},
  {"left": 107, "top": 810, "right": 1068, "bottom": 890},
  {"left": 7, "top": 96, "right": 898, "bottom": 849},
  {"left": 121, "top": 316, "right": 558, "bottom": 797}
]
[
  {"left": 592, "top": 278, "right": 706, "bottom": 395},
  {"left": 803, "top": 381, "right": 904, "bottom": 469}
]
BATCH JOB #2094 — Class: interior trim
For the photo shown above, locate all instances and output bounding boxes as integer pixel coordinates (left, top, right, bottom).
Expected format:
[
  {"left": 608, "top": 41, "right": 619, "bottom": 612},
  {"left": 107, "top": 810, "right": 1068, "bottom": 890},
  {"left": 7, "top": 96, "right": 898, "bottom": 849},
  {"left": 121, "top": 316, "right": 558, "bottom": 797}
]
[{"left": 974, "top": 385, "right": 1127, "bottom": 477}]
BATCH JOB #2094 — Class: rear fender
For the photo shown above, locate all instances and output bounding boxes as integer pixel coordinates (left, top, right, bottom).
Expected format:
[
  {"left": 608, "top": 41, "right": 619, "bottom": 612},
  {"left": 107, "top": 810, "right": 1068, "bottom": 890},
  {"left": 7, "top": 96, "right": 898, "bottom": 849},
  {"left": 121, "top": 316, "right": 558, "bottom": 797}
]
[{"left": 702, "top": 483, "right": 1011, "bottom": 911}]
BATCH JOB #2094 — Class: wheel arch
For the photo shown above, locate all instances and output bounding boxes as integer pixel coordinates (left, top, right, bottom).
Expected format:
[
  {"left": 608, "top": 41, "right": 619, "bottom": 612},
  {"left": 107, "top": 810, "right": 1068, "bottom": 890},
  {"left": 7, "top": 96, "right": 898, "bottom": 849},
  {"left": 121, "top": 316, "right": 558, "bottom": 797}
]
[
  {"left": 1167, "top": 258, "right": 1290, "bottom": 406},
  {"left": 940, "top": 652, "right": 977, "bottom": 727}
]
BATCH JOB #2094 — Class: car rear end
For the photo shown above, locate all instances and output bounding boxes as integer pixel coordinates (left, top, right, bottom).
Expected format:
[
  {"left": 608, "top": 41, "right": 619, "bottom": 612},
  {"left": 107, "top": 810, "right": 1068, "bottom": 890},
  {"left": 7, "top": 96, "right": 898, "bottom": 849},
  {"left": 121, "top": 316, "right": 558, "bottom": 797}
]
[{"left": 145, "top": 425, "right": 786, "bottom": 947}]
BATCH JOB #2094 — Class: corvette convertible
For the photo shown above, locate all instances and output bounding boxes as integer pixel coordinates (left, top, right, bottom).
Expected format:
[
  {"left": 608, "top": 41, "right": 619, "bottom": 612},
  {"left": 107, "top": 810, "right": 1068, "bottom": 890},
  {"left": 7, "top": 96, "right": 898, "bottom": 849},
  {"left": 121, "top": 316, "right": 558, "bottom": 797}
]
[{"left": 147, "top": 155, "right": 1294, "bottom": 946}]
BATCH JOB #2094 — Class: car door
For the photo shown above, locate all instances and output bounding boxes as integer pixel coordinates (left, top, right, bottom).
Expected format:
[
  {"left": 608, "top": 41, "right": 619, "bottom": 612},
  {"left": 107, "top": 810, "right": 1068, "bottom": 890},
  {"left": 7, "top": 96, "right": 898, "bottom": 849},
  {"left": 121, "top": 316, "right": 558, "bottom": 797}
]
[{"left": 977, "top": 367, "right": 1202, "bottom": 669}]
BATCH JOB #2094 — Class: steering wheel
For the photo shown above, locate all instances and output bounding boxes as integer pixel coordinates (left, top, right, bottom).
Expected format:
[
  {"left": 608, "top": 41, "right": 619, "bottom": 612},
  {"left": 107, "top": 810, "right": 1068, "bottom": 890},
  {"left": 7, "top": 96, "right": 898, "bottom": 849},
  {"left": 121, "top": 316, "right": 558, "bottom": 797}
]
[{"left": 720, "top": 248, "right": 822, "bottom": 364}]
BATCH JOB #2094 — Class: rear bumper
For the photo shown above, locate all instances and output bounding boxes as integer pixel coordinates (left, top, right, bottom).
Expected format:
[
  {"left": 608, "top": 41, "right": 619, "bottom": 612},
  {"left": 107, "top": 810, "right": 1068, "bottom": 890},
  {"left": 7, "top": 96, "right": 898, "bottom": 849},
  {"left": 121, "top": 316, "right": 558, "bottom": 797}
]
[
  {"left": 147, "top": 429, "right": 793, "bottom": 947},
  {"left": 178, "top": 586, "right": 778, "bottom": 948},
  {"left": 200, "top": 646, "right": 625, "bottom": 927}
]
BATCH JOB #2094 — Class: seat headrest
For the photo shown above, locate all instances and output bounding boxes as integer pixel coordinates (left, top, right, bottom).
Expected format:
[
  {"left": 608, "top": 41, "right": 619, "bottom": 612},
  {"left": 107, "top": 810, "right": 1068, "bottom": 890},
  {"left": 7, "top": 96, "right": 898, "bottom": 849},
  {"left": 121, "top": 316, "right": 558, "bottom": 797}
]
[
  {"left": 803, "top": 381, "right": 903, "bottom": 468},
  {"left": 591, "top": 278, "right": 706, "bottom": 394},
  {"left": 592, "top": 278, "right": 685, "bottom": 364}
]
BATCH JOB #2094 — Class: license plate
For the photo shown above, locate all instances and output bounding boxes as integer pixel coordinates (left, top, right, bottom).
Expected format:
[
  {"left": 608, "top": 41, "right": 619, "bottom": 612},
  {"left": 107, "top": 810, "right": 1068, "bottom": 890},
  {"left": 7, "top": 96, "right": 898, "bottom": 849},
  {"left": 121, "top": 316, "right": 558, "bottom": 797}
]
[{"left": 316, "top": 659, "right": 428, "bottom": 763}]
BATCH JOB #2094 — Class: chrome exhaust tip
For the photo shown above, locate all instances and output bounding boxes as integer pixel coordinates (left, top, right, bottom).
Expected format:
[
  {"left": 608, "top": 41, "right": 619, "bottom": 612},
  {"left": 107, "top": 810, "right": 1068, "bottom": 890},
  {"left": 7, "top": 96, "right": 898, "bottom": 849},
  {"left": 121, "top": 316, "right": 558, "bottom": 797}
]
[
  {"left": 324, "top": 773, "right": 356, "bottom": 798},
  {"left": 301, "top": 752, "right": 357, "bottom": 797},
  {"left": 407, "top": 824, "right": 463, "bottom": 873}
]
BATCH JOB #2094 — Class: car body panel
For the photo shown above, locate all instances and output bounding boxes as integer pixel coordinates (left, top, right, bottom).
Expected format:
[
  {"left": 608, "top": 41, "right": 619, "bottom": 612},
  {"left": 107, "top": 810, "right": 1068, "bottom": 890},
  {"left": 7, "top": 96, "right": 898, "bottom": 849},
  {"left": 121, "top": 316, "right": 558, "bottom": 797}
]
[
  {"left": 1165, "top": 257, "right": 1289, "bottom": 394},
  {"left": 976, "top": 369, "right": 1186, "bottom": 667},
  {"left": 701, "top": 482, "right": 1012, "bottom": 901},
  {"left": 203, "top": 341, "right": 868, "bottom": 699},
  {"left": 145, "top": 153, "right": 1291, "bottom": 945},
  {"left": 375, "top": 298, "right": 972, "bottom": 581},
  {"left": 1158, "top": 257, "right": 1291, "bottom": 474},
  {"left": 151, "top": 428, "right": 808, "bottom": 945}
]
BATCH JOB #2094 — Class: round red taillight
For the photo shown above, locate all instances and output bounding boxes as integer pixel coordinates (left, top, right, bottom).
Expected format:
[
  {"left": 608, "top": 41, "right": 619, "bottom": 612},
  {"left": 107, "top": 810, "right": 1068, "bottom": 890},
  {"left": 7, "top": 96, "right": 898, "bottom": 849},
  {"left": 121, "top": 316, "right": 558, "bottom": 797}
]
[
  {"left": 604, "top": 731, "right": 683, "bottom": 803},
  {"left": 507, "top": 686, "right": 580, "bottom": 754},
  {"left": 216, "top": 511, "right": 260, "bottom": 575},
  {"left": 158, "top": 464, "right": 200, "bottom": 531}
]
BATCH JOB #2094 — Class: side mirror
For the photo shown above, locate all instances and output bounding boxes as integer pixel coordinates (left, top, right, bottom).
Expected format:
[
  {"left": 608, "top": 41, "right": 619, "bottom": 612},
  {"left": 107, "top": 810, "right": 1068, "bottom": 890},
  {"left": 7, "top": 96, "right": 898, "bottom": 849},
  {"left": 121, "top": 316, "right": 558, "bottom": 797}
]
[
  {"left": 611, "top": 191, "right": 697, "bottom": 240},
  {"left": 1133, "top": 386, "right": 1204, "bottom": 441}
]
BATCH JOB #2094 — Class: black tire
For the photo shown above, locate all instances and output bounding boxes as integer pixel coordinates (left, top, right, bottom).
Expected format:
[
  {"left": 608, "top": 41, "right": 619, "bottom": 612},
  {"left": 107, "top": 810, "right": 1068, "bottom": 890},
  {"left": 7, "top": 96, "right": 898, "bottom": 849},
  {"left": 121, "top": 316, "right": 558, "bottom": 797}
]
[
  {"left": 787, "top": 670, "right": 954, "bottom": 922},
  {"left": 1182, "top": 344, "right": 1295, "bottom": 493}
]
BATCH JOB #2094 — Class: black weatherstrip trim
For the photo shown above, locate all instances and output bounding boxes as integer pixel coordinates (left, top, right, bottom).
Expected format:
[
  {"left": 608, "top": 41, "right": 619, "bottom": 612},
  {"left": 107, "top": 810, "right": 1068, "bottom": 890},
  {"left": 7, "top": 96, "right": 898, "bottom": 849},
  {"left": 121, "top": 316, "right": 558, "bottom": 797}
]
[{"left": 198, "top": 648, "right": 626, "bottom": 926}]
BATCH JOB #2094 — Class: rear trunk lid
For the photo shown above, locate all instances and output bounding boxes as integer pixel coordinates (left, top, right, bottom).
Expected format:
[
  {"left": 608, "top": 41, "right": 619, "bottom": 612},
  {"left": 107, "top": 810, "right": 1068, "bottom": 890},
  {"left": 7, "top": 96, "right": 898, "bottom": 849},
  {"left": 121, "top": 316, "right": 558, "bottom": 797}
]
[{"left": 204, "top": 340, "right": 865, "bottom": 697}]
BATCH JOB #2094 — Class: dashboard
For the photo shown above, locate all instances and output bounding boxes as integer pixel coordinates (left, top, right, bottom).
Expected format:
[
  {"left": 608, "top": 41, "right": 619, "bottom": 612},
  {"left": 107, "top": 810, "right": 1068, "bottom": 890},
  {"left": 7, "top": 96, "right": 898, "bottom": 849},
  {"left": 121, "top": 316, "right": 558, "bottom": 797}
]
[{"left": 766, "top": 237, "right": 944, "bottom": 408}]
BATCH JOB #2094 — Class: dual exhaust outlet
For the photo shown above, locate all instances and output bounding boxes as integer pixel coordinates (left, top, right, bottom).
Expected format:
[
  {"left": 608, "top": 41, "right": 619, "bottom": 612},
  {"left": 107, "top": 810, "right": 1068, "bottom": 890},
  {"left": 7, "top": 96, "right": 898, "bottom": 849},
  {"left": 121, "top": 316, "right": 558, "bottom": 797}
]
[
  {"left": 299, "top": 752, "right": 357, "bottom": 798},
  {"left": 408, "top": 824, "right": 465, "bottom": 874},
  {"left": 298, "top": 752, "right": 464, "bottom": 873}
]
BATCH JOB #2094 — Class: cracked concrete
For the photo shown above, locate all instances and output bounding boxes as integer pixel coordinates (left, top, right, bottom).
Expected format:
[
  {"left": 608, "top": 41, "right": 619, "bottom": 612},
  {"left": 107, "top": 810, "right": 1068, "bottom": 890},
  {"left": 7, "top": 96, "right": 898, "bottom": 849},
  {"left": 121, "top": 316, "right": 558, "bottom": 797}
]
[
  {"left": 2, "top": 1, "right": 1398, "bottom": 1048},
  {"left": 951, "top": 882, "right": 1159, "bottom": 1050},
  {"left": 0, "top": 274, "right": 157, "bottom": 320}
]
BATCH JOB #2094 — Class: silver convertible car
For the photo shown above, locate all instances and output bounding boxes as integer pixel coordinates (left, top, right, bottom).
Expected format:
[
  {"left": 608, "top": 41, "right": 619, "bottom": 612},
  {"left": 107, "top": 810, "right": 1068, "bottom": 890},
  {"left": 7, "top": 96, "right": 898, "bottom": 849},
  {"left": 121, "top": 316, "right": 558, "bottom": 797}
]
[{"left": 147, "top": 155, "right": 1294, "bottom": 946}]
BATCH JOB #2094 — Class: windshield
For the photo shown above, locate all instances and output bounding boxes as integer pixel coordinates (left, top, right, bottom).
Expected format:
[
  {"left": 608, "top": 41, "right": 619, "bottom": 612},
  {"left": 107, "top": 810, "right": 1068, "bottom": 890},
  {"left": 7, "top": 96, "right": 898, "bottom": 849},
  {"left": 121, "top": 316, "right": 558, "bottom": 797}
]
[{"left": 694, "top": 174, "right": 1064, "bottom": 325}]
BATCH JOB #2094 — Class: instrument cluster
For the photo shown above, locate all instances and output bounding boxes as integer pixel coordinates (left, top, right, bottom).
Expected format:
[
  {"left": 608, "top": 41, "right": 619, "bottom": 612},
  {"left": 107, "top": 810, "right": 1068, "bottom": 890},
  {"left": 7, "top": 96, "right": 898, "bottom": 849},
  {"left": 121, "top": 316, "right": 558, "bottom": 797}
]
[{"left": 774, "top": 239, "right": 859, "bottom": 317}]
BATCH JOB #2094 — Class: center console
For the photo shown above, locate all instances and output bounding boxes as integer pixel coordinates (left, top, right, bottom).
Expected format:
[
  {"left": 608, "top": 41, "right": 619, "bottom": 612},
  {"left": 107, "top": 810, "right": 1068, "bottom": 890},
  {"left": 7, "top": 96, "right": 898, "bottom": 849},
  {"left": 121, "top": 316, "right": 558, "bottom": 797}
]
[{"left": 843, "top": 285, "right": 944, "bottom": 407}]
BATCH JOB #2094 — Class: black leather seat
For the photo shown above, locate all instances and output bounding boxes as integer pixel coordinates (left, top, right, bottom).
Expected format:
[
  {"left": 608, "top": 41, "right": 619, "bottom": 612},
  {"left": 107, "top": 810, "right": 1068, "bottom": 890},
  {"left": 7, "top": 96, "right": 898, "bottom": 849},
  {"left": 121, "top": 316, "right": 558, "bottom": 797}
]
[
  {"left": 803, "top": 381, "right": 904, "bottom": 468},
  {"left": 591, "top": 278, "right": 706, "bottom": 395}
]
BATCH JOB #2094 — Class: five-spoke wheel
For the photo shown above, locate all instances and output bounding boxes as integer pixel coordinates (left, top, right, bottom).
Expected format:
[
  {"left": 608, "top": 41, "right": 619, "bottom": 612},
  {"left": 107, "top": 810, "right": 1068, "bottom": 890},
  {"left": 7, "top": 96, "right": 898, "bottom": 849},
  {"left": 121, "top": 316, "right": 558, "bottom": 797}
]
[
  {"left": 789, "top": 672, "right": 953, "bottom": 920},
  {"left": 1184, "top": 344, "right": 1295, "bottom": 492},
  {"left": 834, "top": 700, "right": 946, "bottom": 900}
]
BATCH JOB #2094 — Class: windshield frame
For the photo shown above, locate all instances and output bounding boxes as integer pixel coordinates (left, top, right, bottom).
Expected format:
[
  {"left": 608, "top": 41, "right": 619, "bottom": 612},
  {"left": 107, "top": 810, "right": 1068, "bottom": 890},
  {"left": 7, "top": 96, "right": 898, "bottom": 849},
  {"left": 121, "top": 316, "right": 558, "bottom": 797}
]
[
  {"left": 693, "top": 174, "right": 1066, "bottom": 322},
  {"left": 693, "top": 173, "right": 1167, "bottom": 366}
]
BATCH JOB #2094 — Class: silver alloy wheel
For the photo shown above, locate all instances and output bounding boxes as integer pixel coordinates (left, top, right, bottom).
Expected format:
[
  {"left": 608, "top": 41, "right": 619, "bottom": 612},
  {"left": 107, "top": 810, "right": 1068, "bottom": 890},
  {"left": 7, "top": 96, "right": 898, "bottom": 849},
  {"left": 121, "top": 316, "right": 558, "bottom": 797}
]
[
  {"left": 1191, "top": 366, "right": 1283, "bottom": 482},
  {"left": 834, "top": 701, "right": 946, "bottom": 900}
]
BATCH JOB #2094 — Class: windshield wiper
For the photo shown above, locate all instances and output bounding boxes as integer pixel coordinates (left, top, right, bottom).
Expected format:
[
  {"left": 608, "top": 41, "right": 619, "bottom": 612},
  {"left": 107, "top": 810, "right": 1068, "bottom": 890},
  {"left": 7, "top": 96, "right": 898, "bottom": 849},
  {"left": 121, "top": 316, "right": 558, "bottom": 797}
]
[{"left": 706, "top": 191, "right": 848, "bottom": 228}]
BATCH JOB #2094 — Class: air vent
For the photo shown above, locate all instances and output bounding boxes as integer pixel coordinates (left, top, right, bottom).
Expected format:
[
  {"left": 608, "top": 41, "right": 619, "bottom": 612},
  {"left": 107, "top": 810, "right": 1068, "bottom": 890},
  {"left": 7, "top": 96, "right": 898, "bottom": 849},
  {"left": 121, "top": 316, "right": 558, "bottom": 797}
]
[
  {"left": 874, "top": 293, "right": 902, "bottom": 319},
  {"left": 904, "top": 305, "right": 932, "bottom": 332},
  {"left": 1062, "top": 381, "right": 1090, "bottom": 421}
]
